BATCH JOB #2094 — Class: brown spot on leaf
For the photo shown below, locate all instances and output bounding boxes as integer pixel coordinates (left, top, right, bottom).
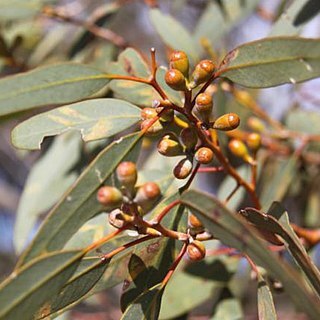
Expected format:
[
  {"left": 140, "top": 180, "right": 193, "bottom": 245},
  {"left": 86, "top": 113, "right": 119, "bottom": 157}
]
[
  {"left": 123, "top": 57, "right": 135, "bottom": 76},
  {"left": 219, "top": 49, "right": 239, "bottom": 69}
]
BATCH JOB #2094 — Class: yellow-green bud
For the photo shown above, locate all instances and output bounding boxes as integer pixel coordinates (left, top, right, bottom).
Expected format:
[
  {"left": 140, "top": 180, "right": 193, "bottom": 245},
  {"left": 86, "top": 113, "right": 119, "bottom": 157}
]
[
  {"left": 195, "top": 147, "right": 214, "bottom": 164},
  {"left": 246, "top": 133, "right": 261, "bottom": 151},
  {"left": 173, "top": 158, "right": 193, "bottom": 179},
  {"left": 247, "top": 117, "right": 265, "bottom": 133},
  {"left": 228, "top": 139, "right": 255, "bottom": 164},
  {"left": 180, "top": 127, "right": 198, "bottom": 150},
  {"left": 157, "top": 133, "right": 184, "bottom": 157},
  {"left": 212, "top": 113, "right": 240, "bottom": 131},
  {"left": 188, "top": 213, "right": 204, "bottom": 229},
  {"left": 165, "top": 69, "right": 186, "bottom": 91},
  {"left": 169, "top": 50, "right": 189, "bottom": 77},
  {"left": 135, "top": 182, "right": 161, "bottom": 213},
  {"left": 187, "top": 240, "right": 206, "bottom": 261},
  {"left": 116, "top": 161, "right": 137, "bottom": 193},
  {"left": 189, "top": 60, "right": 215, "bottom": 89},
  {"left": 194, "top": 93, "right": 213, "bottom": 123},
  {"left": 97, "top": 186, "right": 123, "bottom": 208}
]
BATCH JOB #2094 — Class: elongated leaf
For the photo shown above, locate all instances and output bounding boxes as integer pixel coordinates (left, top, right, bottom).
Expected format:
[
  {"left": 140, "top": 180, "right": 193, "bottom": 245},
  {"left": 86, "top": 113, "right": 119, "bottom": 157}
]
[
  {"left": 17, "top": 132, "right": 142, "bottom": 267},
  {"left": 0, "top": 250, "right": 83, "bottom": 320},
  {"left": 12, "top": 98, "right": 140, "bottom": 150},
  {"left": 194, "top": 0, "right": 259, "bottom": 48},
  {"left": 14, "top": 132, "right": 81, "bottom": 254},
  {"left": 211, "top": 296, "right": 243, "bottom": 320},
  {"left": 121, "top": 283, "right": 164, "bottom": 320},
  {"left": 217, "top": 37, "right": 320, "bottom": 88},
  {"left": 241, "top": 203, "right": 320, "bottom": 296},
  {"left": 149, "top": 9, "right": 198, "bottom": 63},
  {"left": 257, "top": 274, "right": 277, "bottom": 320},
  {"left": 270, "top": 0, "right": 312, "bottom": 36},
  {"left": 0, "top": 63, "right": 109, "bottom": 117},
  {"left": 260, "top": 156, "right": 298, "bottom": 210},
  {"left": 181, "top": 190, "right": 320, "bottom": 319}
]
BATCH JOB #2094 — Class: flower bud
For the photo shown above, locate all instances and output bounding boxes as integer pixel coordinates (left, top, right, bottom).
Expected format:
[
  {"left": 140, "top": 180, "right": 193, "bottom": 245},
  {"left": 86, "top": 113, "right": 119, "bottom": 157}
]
[
  {"left": 212, "top": 113, "right": 240, "bottom": 131},
  {"left": 247, "top": 117, "right": 265, "bottom": 133},
  {"left": 165, "top": 69, "right": 186, "bottom": 91},
  {"left": 141, "top": 107, "right": 157, "bottom": 120},
  {"left": 180, "top": 127, "right": 198, "bottom": 150},
  {"left": 97, "top": 186, "right": 123, "bottom": 208},
  {"left": 135, "top": 182, "right": 161, "bottom": 213},
  {"left": 108, "top": 209, "right": 133, "bottom": 229},
  {"left": 173, "top": 158, "right": 193, "bottom": 179},
  {"left": 246, "top": 133, "right": 261, "bottom": 151},
  {"left": 169, "top": 50, "right": 189, "bottom": 77},
  {"left": 193, "top": 93, "right": 213, "bottom": 123},
  {"left": 189, "top": 60, "right": 215, "bottom": 89},
  {"left": 140, "top": 119, "right": 163, "bottom": 136},
  {"left": 228, "top": 139, "right": 255, "bottom": 164},
  {"left": 187, "top": 240, "right": 206, "bottom": 261},
  {"left": 116, "top": 161, "right": 137, "bottom": 193},
  {"left": 157, "top": 133, "right": 184, "bottom": 157},
  {"left": 195, "top": 147, "right": 214, "bottom": 164},
  {"left": 188, "top": 214, "right": 203, "bottom": 229}
]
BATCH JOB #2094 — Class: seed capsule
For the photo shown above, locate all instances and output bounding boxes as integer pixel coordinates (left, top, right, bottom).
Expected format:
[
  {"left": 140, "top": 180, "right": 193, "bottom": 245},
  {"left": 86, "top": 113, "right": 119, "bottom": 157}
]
[
  {"left": 140, "top": 119, "right": 163, "bottom": 136},
  {"left": 157, "top": 133, "right": 184, "bottom": 157},
  {"left": 246, "top": 133, "right": 261, "bottom": 151},
  {"left": 193, "top": 93, "right": 213, "bottom": 123},
  {"left": 189, "top": 60, "right": 215, "bottom": 89},
  {"left": 247, "top": 117, "right": 265, "bottom": 133},
  {"left": 135, "top": 182, "right": 161, "bottom": 213},
  {"left": 141, "top": 107, "right": 157, "bottom": 120},
  {"left": 180, "top": 127, "right": 198, "bottom": 151},
  {"left": 169, "top": 50, "right": 189, "bottom": 77},
  {"left": 187, "top": 240, "right": 206, "bottom": 261},
  {"left": 213, "top": 113, "right": 240, "bottom": 131},
  {"left": 108, "top": 209, "right": 133, "bottom": 229},
  {"left": 97, "top": 186, "right": 123, "bottom": 208},
  {"left": 165, "top": 69, "right": 186, "bottom": 91},
  {"left": 173, "top": 158, "right": 193, "bottom": 179},
  {"left": 195, "top": 147, "right": 214, "bottom": 164},
  {"left": 116, "top": 161, "right": 137, "bottom": 193}
]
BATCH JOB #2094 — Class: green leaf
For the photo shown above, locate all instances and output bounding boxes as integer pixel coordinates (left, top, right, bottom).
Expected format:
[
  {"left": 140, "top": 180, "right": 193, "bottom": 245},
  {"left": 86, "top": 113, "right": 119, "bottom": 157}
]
[
  {"left": 211, "top": 296, "right": 243, "bottom": 320},
  {"left": 149, "top": 9, "right": 198, "bottom": 63},
  {"left": 121, "top": 283, "right": 164, "bottom": 320},
  {"left": 160, "top": 257, "right": 237, "bottom": 319},
  {"left": 217, "top": 37, "right": 320, "bottom": 88},
  {"left": 121, "top": 192, "right": 186, "bottom": 311},
  {"left": 181, "top": 190, "right": 320, "bottom": 319},
  {"left": 270, "top": 0, "right": 312, "bottom": 36},
  {"left": 257, "top": 274, "right": 277, "bottom": 320},
  {"left": 12, "top": 98, "right": 140, "bottom": 150},
  {"left": 0, "top": 63, "right": 109, "bottom": 117},
  {"left": 259, "top": 156, "right": 298, "bottom": 210},
  {"left": 285, "top": 109, "right": 320, "bottom": 135},
  {"left": 17, "top": 132, "right": 142, "bottom": 267},
  {"left": 0, "top": 250, "right": 83, "bottom": 320},
  {"left": 14, "top": 132, "right": 81, "bottom": 254},
  {"left": 193, "top": 0, "right": 259, "bottom": 49}
]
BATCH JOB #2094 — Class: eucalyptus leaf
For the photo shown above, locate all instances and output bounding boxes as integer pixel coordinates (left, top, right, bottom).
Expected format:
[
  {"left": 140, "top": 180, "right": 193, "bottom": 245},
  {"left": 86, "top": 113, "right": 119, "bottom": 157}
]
[
  {"left": 149, "top": 9, "right": 198, "bottom": 63},
  {"left": 14, "top": 132, "right": 81, "bottom": 254},
  {"left": 17, "top": 132, "right": 142, "bottom": 267},
  {"left": 217, "top": 37, "right": 320, "bottom": 88},
  {"left": 12, "top": 98, "right": 140, "bottom": 150},
  {"left": 211, "top": 296, "right": 243, "bottom": 320},
  {"left": 0, "top": 250, "right": 83, "bottom": 320},
  {"left": 0, "top": 63, "right": 110, "bottom": 117},
  {"left": 181, "top": 189, "right": 320, "bottom": 319},
  {"left": 257, "top": 274, "right": 277, "bottom": 320}
]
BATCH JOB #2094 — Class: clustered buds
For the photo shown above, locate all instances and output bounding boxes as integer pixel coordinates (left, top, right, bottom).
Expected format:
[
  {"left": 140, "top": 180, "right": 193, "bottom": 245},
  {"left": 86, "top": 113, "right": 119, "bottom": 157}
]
[
  {"left": 187, "top": 240, "right": 206, "bottom": 261},
  {"left": 212, "top": 113, "right": 240, "bottom": 131},
  {"left": 157, "top": 133, "right": 184, "bottom": 157},
  {"left": 135, "top": 182, "right": 161, "bottom": 212},
  {"left": 247, "top": 117, "right": 265, "bottom": 133},
  {"left": 195, "top": 147, "right": 214, "bottom": 164},
  {"left": 165, "top": 69, "right": 186, "bottom": 91},
  {"left": 246, "top": 132, "right": 261, "bottom": 151},
  {"left": 193, "top": 93, "right": 213, "bottom": 123},
  {"left": 189, "top": 60, "right": 215, "bottom": 89},
  {"left": 97, "top": 186, "right": 123, "bottom": 208},
  {"left": 169, "top": 50, "right": 189, "bottom": 77},
  {"left": 180, "top": 127, "right": 198, "bottom": 151},
  {"left": 173, "top": 157, "right": 193, "bottom": 179},
  {"left": 228, "top": 139, "right": 255, "bottom": 165}
]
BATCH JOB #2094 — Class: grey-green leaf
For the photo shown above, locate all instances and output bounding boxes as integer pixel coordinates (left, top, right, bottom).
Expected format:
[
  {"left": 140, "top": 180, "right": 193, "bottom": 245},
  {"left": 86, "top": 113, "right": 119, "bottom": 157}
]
[
  {"left": 14, "top": 132, "right": 81, "bottom": 254},
  {"left": 181, "top": 189, "right": 320, "bottom": 320},
  {"left": 217, "top": 37, "right": 320, "bottom": 88},
  {"left": 0, "top": 63, "right": 109, "bottom": 117},
  {"left": 121, "top": 283, "right": 164, "bottom": 320},
  {"left": 17, "top": 132, "right": 142, "bottom": 267},
  {"left": 0, "top": 250, "right": 83, "bottom": 320},
  {"left": 257, "top": 274, "right": 277, "bottom": 320},
  {"left": 12, "top": 98, "right": 140, "bottom": 150}
]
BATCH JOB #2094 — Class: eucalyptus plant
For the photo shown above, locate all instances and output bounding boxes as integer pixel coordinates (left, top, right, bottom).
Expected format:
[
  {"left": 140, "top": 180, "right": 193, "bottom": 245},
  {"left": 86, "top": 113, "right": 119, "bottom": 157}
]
[{"left": 0, "top": 1, "right": 320, "bottom": 319}]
